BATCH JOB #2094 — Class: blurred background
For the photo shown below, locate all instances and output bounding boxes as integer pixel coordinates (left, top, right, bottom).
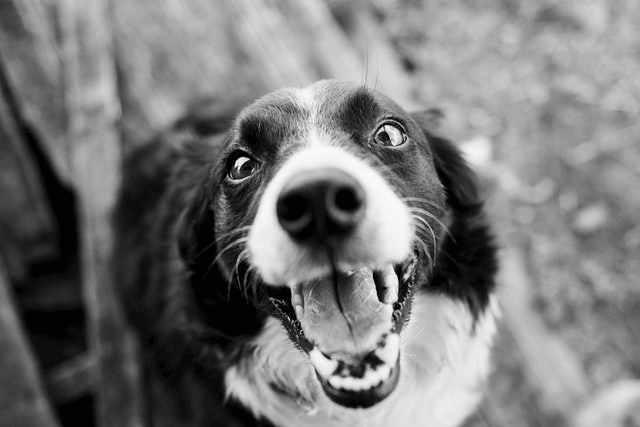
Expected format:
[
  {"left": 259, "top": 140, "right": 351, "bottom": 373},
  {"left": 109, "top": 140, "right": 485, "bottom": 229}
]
[{"left": 0, "top": 0, "right": 638, "bottom": 426}]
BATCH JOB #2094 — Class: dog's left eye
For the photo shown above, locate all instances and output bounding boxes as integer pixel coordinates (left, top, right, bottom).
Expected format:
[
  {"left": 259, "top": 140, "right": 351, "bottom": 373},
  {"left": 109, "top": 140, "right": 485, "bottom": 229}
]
[
  {"left": 373, "top": 123, "right": 407, "bottom": 147},
  {"left": 228, "top": 154, "right": 260, "bottom": 181}
]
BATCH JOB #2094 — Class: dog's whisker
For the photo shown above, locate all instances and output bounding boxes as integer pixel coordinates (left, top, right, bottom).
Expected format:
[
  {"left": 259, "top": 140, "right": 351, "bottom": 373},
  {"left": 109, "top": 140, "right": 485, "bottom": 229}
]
[
  {"left": 228, "top": 249, "right": 251, "bottom": 299},
  {"left": 237, "top": 253, "right": 259, "bottom": 300},
  {"left": 214, "top": 236, "right": 249, "bottom": 264},
  {"left": 412, "top": 215, "right": 438, "bottom": 268},
  {"left": 412, "top": 215, "right": 439, "bottom": 263},
  {"left": 413, "top": 225, "right": 435, "bottom": 274},
  {"left": 193, "top": 239, "right": 218, "bottom": 260},
  {"left": 215, "top": 225, "right": 252, "bottom": 245},
  {"left": 240, "top": 262, "right": 253, "bottom": 290},
  {"left": 408, "top": 207, "right": 452, "bottom": 239},
  {"left": 417, "top": 237, "right": 434, "bottom": 274},
  {"left": 203, "top": 236, "right": 249, "bottom": 280},
  {"left": 193, "top": 226, "right": 251, "bottom": 260}
]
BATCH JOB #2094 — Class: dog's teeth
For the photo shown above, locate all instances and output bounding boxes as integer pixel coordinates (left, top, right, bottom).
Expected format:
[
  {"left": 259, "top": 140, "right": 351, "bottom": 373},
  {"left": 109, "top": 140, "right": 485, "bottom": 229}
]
[
  {"left": 325, "top": 362, "right": 394, "bottom": 392},
  {"left": 375, "top": 333, "right": 400, "bottom": 367},
  {"left": 401, "top": 258, "right": 416, "bottom": 282},
  {"left": 377, "top": 364, "right": 391, "bottom": 383},
  {"left": 309, "top": 348, "right": 338, "bottom": 379},
  {"left": 290, "top": 284, "right": 304, "bottom": 319},
  {"left": 374, "top": 264, "right": 398, "bottom": 304}
]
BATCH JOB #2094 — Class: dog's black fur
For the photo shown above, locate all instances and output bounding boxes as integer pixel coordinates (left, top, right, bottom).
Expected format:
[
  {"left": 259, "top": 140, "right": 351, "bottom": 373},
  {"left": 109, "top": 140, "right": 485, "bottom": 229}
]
[{"left": 114, "top": 81, "right": 497, "bottom": 426}]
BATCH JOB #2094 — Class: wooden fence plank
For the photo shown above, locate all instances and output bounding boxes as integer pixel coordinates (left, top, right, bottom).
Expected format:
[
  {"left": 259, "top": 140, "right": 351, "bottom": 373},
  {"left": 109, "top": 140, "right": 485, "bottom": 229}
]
[
  {"left": 58, "top": 0, "right": 146, "bottom": 425},
  {"left": 0, "top": 79, "right": 58, "bottom": 283},
  {"left": 46, "top": 353, "right": 95, "bottom": 404},
  {"left": 0, "top": 0, "right": 71, "bottom": 184},
  {"left": 112, "top": 0, "right": 367, "bottom": 147},
  {"left": 327, "top": 0, "right": 419, "bottom": 109},
  {"left": 498, "top": 248, "right": 591, "bottom": 425},
  {"left": 0, "top": 258, "right": 61, "bottom": 427}
]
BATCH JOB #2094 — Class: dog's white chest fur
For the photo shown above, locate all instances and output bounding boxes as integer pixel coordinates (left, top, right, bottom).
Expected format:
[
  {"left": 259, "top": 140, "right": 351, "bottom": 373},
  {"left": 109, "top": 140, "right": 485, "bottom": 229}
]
[{"left": 225, "top": 294, "right": 499, "bottom": 427}]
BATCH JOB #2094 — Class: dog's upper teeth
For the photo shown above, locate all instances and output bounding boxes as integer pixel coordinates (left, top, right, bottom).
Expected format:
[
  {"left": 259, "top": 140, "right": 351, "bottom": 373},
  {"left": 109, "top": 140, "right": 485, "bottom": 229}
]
[
  {"left": 310, "top": 347, "right": 339, "bottom": 379},
  {"left": 325, "top": 361, "right": 393, "bottom": 392},
  {"left": 373, "top": 264, "right": 399, "bottom": 305}
]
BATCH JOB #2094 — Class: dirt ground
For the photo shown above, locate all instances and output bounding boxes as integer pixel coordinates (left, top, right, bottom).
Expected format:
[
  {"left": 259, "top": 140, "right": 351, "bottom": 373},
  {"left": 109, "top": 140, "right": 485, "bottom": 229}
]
[{"left": 374, "top": 0, "right": 640, "bottom": 424}]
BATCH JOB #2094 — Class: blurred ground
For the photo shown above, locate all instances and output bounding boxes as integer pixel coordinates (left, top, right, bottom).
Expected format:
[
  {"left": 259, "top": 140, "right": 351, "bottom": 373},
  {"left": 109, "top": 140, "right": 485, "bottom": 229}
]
[{"left": 373, "top": 0, "right": 640, "bottom": 423}]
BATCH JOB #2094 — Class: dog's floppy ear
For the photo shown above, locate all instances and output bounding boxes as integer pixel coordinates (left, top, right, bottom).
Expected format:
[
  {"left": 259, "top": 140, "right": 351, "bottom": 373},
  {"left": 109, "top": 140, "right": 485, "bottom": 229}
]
[
  {"left": 174, "top": 137, "right": 224, "bottom": 277},
  {"left": 177, "top": 180, "right": 217, "bottom": 270},
  {"left": 173, "top": 113, "right": 230, "bottom": 273},
  {"left": 411, "top": 110, "right": 481, "bottom": 211}
]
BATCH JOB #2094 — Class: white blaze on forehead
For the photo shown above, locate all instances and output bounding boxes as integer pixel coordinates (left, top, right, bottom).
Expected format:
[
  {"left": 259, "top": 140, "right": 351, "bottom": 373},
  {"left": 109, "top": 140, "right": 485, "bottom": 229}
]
[
  {"left": 248, "top": 145, "right": 413, "bottom": 286},
  {"left": 295, "top": 85, "right": 317, "bottom": 111},
  {"left": 294, "top": 85, "right": 323, "bottom": 147}
]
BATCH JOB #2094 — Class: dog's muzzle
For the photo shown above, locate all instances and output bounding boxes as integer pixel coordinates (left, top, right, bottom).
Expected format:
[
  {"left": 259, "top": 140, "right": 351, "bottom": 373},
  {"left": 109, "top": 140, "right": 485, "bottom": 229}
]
[{"left": 249, "top": 146, "right": 416, "bottom": 409}]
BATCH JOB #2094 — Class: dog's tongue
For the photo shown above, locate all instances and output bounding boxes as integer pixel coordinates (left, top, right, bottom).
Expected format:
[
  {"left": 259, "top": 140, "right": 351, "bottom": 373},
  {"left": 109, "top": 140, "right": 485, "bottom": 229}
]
[{"left": 292, "top": 268, "right": 393, "bottom": 355}]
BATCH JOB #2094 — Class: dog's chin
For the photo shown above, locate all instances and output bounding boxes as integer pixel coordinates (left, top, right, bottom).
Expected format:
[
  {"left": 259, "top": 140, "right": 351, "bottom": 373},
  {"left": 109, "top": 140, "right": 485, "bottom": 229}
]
[{"left": 267, "top": 254, "right": 418, "bottom": 409}]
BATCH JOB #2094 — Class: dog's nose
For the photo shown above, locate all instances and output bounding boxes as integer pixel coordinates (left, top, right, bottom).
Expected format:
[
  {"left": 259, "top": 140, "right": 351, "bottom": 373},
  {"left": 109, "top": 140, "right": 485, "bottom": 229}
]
[{"left": 276, "top": 169, "right": 366, "bottom": 241}]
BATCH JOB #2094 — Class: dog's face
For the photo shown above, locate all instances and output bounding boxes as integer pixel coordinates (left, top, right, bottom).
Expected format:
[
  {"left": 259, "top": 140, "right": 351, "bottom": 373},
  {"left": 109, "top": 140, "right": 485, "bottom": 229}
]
[{"left": 181, "top": 80, "right": 461, "bottom": 409}]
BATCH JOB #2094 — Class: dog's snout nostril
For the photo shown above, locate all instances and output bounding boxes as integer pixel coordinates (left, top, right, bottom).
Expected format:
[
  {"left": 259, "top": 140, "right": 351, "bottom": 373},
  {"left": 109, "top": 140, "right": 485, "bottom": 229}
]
[
  {"left": 326, "top": 184, "right": 365, "bottom": 232},
  {"left": 276, "top": 194, "right": 314, "bottom": 239},
  {"left": 334, "top": 186, "right": 363, "bottom": 212},
  {"left": 276, "top": 169, "right": 366, "bottom": 241}
]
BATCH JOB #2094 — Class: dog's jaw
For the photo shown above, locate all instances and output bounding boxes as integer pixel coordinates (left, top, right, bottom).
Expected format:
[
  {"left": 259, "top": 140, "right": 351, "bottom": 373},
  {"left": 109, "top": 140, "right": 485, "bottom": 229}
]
[{"left": 224, "top": 294, "right": 500, "bottom": 427}]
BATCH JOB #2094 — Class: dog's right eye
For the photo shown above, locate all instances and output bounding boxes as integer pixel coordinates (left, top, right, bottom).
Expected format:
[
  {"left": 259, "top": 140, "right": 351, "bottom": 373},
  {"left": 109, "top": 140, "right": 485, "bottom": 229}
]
[{"left": 228, "top": 154, "right": 260, "bottom": 181}]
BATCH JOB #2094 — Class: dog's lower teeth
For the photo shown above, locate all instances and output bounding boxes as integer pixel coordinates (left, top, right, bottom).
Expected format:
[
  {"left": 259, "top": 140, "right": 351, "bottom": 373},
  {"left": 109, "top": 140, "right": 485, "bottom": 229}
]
[
  {"left": 311, "top": 335, "right": 399, "bottom": 393},
  {"left": 326, "top": 363, "right": 392, "bottom": 392}
]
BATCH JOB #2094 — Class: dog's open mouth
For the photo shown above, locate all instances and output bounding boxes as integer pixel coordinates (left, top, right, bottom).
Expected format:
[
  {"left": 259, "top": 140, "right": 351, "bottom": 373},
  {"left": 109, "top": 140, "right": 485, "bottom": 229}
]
[{"left": 268, "top": 254, "right": 418, "bottom": 408}]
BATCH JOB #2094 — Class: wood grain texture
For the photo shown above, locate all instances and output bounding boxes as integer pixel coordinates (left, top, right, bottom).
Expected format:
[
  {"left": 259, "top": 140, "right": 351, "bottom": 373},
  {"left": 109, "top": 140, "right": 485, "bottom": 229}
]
[
  {"left": 0, "top": 258, "right": 61, "bottom": 427},
  {"left": 112, "top": 0, "right": 369, "bottom": 147},
  {"left": 0, "top": 0, "right": 71, "bottom": 184},
  {"left": 0, "top": 81, "right": 58, "bottom": 283},
  {"left": 498, "top": 248, "right": 590, "bottom": 423},
  {"left": 58, "top": 0, "right": 145, "bottom": 425},
  {"left": 327, "top": 0, "right": 419, "bottom": 109}
]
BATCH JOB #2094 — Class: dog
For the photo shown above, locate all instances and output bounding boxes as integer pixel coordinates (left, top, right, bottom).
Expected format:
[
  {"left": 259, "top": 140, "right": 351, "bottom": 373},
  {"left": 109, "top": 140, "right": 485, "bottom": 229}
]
[{"left": 114, "top": 80, "right": 499, "bottom": 427}]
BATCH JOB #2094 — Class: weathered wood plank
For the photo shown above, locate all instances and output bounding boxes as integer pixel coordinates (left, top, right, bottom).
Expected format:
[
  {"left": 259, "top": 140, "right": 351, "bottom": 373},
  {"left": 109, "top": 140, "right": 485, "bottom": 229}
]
[
  {"left": 46, "top": 353, "right": 95, "bottom": 404},
  {"left": 0, "top": 81, "right": 59, "bottom": 283},
  {"left": 0, "top": 258, "right": 61, "bottom": 427},
  {"left": 58, "top": 0, "right": 146, "bottom": 425},
  {"left": 112, "top": 0, "right": 368, "bottom": 147},
  {"left": 498, "top": 248, "right": 591, "bottom": 423},
  {"left": 572, "top": 380, "right": 640, "bottom": 427},
  {"left": 0, "top": 0, "right": 71, "bottom": 184},
  {"left": 327, "top": 0, "right": 419, "bottom": 109}
]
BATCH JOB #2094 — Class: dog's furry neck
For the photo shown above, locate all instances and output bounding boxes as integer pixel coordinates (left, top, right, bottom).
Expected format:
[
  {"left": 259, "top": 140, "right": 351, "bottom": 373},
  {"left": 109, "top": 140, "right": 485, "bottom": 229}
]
[{"left": 224, "top": 293, "right": 499, "bottom": 427}]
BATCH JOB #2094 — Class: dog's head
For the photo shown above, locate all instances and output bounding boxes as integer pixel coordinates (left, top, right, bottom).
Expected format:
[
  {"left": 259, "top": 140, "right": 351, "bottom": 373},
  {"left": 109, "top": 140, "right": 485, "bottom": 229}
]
[{"left": 178, "top": 80, "right": 484, "bottom": 409}]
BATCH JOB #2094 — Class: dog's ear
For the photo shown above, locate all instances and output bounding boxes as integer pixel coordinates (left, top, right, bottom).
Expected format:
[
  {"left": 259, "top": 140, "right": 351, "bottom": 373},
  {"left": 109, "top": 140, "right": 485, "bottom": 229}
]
[
  {"left": 411, "top": 110, "right": 481, "bottom": 211},
  {"left": 174, "top": 138, "right": 224, "bottom": 277},
  {"left": 172, "top": 110, "right": 231, "bottom": 270},
  {"left": 177, "top": 182, "right": 217, "bottom": 270}
]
